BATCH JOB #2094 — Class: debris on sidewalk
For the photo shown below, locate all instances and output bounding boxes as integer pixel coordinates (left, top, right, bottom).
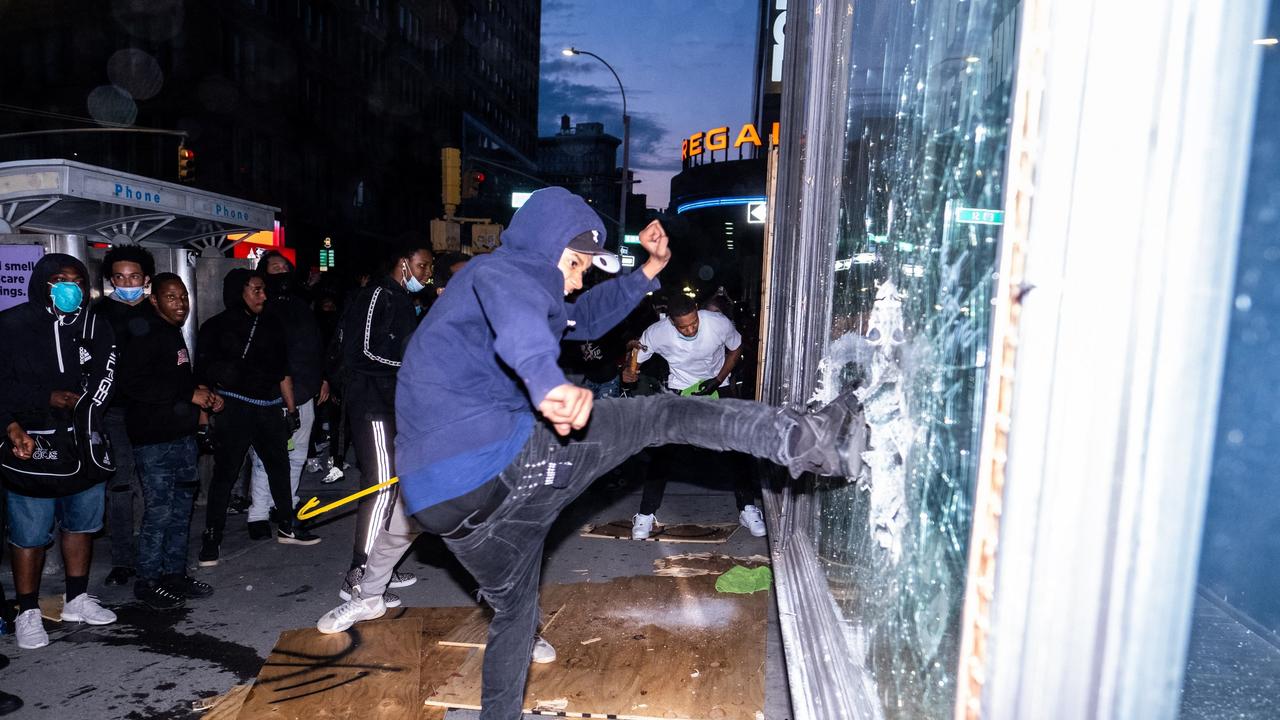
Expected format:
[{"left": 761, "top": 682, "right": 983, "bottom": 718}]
[{"left": 715, "top": 566, "right": 773, "bottom": 594}]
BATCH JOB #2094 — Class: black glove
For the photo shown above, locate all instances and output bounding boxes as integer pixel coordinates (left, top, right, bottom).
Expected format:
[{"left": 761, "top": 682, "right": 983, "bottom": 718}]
[
  {"left": 284, "top": 408, "right": 302, "bottom": 435},
  {"left": 196, "top": 424, "right": 217, "bottom": 455},
  {"left": 691, "top": 379, "right": 720, "bottom": 396}
]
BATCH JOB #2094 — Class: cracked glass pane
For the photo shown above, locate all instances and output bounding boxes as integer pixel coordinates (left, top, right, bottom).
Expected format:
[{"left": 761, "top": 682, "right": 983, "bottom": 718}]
[{"left": 809, "top": 0, "right": 1022, "bottom": 717}]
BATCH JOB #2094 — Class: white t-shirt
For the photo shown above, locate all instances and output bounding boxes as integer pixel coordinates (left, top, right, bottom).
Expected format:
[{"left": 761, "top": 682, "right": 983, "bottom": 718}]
[{"left": 637, "top": 310, "right": 742, "bottom": 391}]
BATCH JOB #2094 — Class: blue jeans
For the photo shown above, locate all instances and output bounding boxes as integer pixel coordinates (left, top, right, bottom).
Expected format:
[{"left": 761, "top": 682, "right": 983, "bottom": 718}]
[
  {"left": 583, "top": 376, "right": 621, "bottom": 399},
  {"left": 417, "top": 394, "right": 800, "bottom": 719},
  {"left": 7, "top": 483, "right": 105, "bottom": 548},
  {"left": 134, "top": 436, "right": 198, "bottom": 581}
]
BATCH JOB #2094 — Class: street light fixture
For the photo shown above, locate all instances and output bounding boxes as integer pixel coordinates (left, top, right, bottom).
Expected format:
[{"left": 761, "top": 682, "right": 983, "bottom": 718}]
[{"left": 562, "top": 47, "right": 630, "bottom": 244}]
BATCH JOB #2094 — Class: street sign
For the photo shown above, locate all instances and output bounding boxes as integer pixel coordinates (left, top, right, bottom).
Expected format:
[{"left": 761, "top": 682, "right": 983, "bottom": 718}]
[
  {"left": 0, "top": 244, "right": 43, "bottom": 312},
  {"left": 623, "top": 234, "right": 640, "bottom": 245},
  {"left": 955, "top": 207, "right": 1004, "bottom": 225},
  {"left": 747, "top": 201, "right": 767, "bottom": 224},
  {"left": 511, "top": 191, "right": 533, "bottom": 209}
]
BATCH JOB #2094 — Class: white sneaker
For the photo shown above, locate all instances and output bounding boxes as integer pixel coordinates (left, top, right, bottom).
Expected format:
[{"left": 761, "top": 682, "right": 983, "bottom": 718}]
[
  {"left": 321, "top": 466, "right": 345, "bottom": 484},
  {"left": 531, "top": 635, "right": 556, "bottom": 664},
  {"left": 15, "top": 609, "right": 48, "bottom": 650},
  {"left": 62, "top": 593, "right": 117, "bottom": 625},
  {"left": 317, "top": 595, "right": 387, "bottom": 634},
  {"left": 632, "top": 513, "right": 657, "bottom": 540},
  {"left": 739, "top": 505, "right": 767, "bottom": 537}
]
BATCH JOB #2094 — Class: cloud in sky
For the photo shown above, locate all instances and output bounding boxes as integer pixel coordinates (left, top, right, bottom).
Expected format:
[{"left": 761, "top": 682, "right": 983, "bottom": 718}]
[{"left": 539, "top": 1, "right": 760, "bottom": 208}]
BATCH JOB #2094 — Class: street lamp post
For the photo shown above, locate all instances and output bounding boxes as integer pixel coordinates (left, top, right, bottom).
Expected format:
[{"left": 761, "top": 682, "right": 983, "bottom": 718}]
[{"left": 563, "top": 47, "right": 630, "bottom": 243}]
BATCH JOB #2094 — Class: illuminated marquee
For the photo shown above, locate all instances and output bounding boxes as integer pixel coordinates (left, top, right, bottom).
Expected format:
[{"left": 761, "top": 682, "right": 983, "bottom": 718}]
[{"left": 682, "top": 122, "right": 780, "bottom": 160}]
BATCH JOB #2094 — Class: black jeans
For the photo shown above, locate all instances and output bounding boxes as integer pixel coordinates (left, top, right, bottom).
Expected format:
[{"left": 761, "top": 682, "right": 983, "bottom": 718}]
[
  {"left": 414, "top": 394, "right": 801, "bottom": 720},
  {"left": 105, "top": 408, "right": 139, "bottom": 567},
  {"left": 206, "top": 398, "right": 294, "bottom": 534},
  {"left": 637, "top": 445, "right": 756, "bottom": 515}
]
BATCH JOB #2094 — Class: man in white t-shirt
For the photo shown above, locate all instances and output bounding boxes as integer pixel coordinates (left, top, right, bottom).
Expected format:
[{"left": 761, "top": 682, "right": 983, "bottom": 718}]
[{"left": 621, "top": 294, "right": 767, "bottom": 538}]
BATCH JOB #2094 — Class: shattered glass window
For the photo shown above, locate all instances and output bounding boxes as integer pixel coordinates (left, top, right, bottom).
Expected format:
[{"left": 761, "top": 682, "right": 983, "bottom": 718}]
[{"left": 810, "top": 0, "right": 1021, "bottom": 716}]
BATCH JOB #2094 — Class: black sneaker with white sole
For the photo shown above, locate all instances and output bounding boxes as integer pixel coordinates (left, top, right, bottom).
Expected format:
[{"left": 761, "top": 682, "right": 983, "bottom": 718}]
[
  {"left": 134, "top": 582, "right": 186, "bottom": 611},
  {"left": 164, "top": 575, "right": 214, "bottom": 599},
  {"left": 198, "top": 528, "right": 221, "bottom": 567},
  {"left": 389, "top": 570, "right": 417, "bottom": 589},
  {"left": 276, "top": 524, "right": 321, "bottom": 545}
]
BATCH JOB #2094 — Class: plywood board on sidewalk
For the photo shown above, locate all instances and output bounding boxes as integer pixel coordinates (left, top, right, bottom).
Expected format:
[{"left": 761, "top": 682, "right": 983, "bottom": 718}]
[
  {"left": 235, "top": 617, "right": 423, "bottom": 720},
  {"left": 426, "top": 576, "right": 766, "bottom": 720},
  {"left": 582, "top": 520, "right": 739, "bottom": 544},
  {"left": 435, "top": 586, "right": 572, "bottom": 649},
  {"left": 194, "top": 683, "right": 252, "bottom": 720},
  {"left": 370, "top": 607, "right": 480, "bottom": 720},
  {"left": 652, "top": 552, "right": 771, "bottom": 578}
]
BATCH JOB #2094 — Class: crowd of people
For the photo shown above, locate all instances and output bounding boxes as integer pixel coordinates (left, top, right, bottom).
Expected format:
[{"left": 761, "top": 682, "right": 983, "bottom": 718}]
[{"left": 0, "top": 187, "right": 859, "bottom": 719}]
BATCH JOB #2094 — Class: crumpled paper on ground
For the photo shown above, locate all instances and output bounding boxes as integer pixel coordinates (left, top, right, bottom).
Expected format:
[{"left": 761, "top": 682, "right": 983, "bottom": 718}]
[{"left": 715, "top": 565, "right": 774, "bottom": 594}]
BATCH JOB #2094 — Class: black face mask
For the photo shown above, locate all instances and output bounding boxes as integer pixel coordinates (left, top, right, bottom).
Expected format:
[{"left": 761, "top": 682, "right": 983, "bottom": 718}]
[{"left": 264, "top": 272, "right": 293, "bottom": 296}]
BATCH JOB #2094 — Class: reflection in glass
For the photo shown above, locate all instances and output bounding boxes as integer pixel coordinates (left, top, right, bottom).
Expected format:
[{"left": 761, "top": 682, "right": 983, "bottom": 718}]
[{"left": 810, "top": 0, "right": 1021, "bottom": 717}]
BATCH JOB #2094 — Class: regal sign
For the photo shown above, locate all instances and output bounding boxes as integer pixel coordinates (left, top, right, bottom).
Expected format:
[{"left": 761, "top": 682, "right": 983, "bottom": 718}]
[{"left": 682, "top": 122, "right": 780, "bottom": 160}]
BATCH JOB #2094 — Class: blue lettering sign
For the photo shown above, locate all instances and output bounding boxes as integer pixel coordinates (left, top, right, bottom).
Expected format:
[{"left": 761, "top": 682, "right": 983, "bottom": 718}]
[
  {"left": 113, "top": 183, "right": 161, "bottom": 204},
  {"left": 214, "top": 203, "right": 250, "bottom": 222}
]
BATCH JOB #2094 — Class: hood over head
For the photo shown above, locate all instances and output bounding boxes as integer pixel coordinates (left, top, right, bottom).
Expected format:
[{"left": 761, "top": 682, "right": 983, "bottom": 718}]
[
  {"left": 221, "top": 268, "right": 262, "bottom": 313},
  {"left": 28, "top": 252, "right": 90, "bottom": 306},
  {"left": 497, "top": 187, "right": 608, "bottom": 268}
]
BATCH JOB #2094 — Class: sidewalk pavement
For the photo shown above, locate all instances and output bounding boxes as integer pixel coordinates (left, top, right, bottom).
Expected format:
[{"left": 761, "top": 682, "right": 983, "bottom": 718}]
[{"left": 0, "top": 456, "right": 790, "bottom": 719}]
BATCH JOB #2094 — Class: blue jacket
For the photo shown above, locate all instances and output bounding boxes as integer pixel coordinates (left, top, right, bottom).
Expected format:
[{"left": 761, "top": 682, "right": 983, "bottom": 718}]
[{"left": 395, "top": 187, "right": 659, "bottom": 513}]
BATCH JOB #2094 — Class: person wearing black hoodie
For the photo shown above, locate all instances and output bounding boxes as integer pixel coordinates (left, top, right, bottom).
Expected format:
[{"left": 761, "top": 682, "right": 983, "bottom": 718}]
[
  {"left": 325, "top": 240, "right": 431, "bottom": 607},
  {"left": 195, "top": 268, "right": 317, "bottom": 566},
  {"left": 244, "top": 251, "right": 328, "bottom": 541},
  {"left": 118, "top": 273, "right": 219, "bottom": 610},
  {"left": 387, "top": 187, "right": 861, "bottom": 719},
  {"left": 0, "top": 253, "right": 119, "bottom": 656},
  {"left": 94, "top": 244, "right": 157, "bottom": 587}
]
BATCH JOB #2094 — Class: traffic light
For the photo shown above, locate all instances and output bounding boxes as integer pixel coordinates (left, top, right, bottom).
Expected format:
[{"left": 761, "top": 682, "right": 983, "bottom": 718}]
[
  {"left": 461, "top": 168, "right": 486, "bottom": 199},
  {"left": 441, "top": 147, "right": 461, "bottom": 209},
  {"left": 177, "top": 145, "right": 196, "bottom": 183}
]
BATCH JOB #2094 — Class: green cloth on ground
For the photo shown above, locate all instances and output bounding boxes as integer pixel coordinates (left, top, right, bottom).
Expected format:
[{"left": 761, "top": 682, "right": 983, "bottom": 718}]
[{"left": 715, "top": 565, "right": 773, "bottom": 594}]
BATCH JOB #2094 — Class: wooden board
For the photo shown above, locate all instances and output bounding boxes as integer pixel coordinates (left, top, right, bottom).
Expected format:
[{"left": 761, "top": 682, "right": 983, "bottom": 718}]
[
  {"left": 426, "top": 576, "right": 766, "bottom": 720},
  {"left": 436, "top": 587, "right": 572, "bottom": 649},
  {"left": 581, "top": 520, "right": 739, "bottom": 544},
  {"left": 38, "top": 594, "right": 63, "bottom": 621},
  {"left": 652, "top": 552, "right": 771, "bottom": 578},
  {"left": 194, "top": 683, "right": 252, "bottom": 720},
  {"left": 369, "top": 607, "right": 480, "bottom": 720},
  {"left": 235, "top": 617, "right": 423, "bottom": 720}
]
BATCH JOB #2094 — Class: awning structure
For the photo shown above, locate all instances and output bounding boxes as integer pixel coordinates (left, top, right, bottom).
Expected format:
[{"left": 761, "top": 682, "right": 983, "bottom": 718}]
[{"left": 0, "top": 159, "right": 277, "bottom": 253}]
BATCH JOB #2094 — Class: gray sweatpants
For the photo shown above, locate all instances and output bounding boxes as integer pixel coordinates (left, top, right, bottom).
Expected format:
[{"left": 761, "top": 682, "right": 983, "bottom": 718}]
[{"left": 353, "top": 486, "right": 419, "bottom": 598}]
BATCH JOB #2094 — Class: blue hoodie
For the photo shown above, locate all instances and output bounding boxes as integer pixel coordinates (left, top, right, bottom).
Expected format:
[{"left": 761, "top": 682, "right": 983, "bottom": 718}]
[{"left": 395, "top": 187, "right": 660, "bottom": 514}]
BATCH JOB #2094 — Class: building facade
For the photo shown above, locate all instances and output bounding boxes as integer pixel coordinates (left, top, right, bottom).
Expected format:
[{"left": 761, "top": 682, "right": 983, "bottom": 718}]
[{"left": 0, "top": 0, "right": 540, "bottom": 270}]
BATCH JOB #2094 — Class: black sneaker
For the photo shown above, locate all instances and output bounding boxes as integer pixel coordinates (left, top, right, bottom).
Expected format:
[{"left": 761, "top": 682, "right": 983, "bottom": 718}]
[
  {"left": 0, "top": 689, "right": 22, "bottom": 716},
  {"left": 103, "top": 566, "right": 135, "bottom": 586},
  {"left": 247, "top": 520, "right": 272, "bottom": 540},
  {"left": 276, "top": 525, "right": 321, "bottom": 546},
  {"left": 198, "top": 529, "right": 221, "bottom": 567},
  {"left": 785, "top": 390, "right": 866, "bottom": 478},
  {"left": 163, "top": 575, "right": 214, "bottom": 599},
  {"left": 134, "top": 581, "right": 186, "bottom": 611},
  {"left": 226, "top": 494, "right": 249, "bottom": 515}
]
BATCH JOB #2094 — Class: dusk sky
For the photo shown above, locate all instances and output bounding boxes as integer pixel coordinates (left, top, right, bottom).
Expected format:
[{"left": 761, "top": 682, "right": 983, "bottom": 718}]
[{"left": 539, "top": 0, "right": 762, "bottom": 210}]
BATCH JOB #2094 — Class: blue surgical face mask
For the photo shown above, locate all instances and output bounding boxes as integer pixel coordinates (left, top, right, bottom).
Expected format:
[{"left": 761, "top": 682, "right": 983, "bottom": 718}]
[
  {"left": 48, "top": 281, "right": 83, "bottom": 313},
  {"left": 403, "top": 261, "right": 426, "bottom": 293},
  {"left": 114, "top": 286, "right": 146, "bottom": 302}
]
